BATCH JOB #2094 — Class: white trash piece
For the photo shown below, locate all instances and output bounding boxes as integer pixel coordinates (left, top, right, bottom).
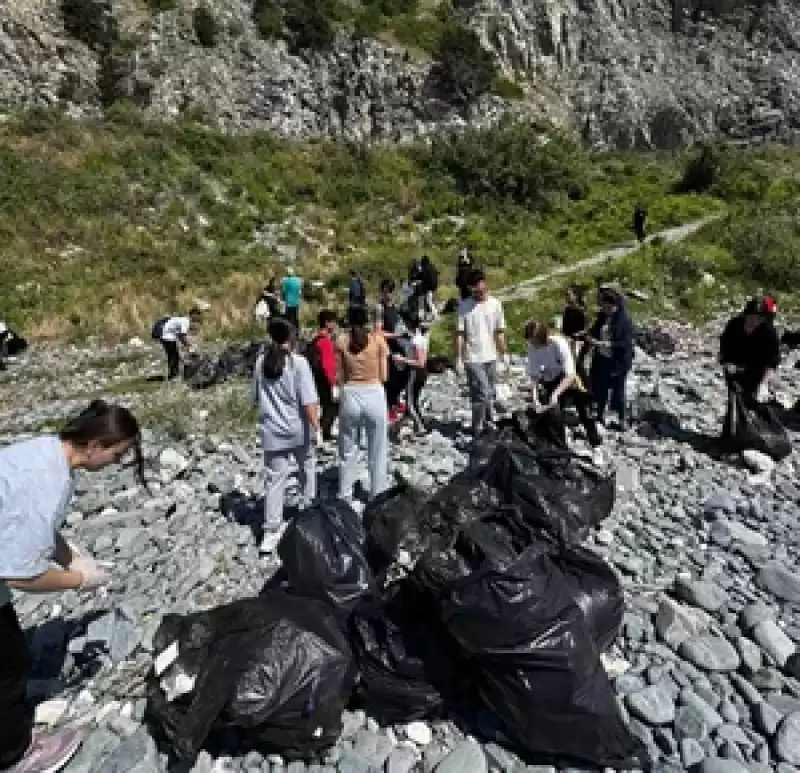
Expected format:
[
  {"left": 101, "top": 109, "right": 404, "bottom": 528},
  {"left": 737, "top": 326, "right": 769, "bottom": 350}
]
[
  {"left": 615, "top": 463, "right": 640, "bottom": 493},
  {"left": 495, "top": 383, "right": 513, "bottom": 403},
  {"left": 154, "top": 641, "right": 180, "bottom": 677}
]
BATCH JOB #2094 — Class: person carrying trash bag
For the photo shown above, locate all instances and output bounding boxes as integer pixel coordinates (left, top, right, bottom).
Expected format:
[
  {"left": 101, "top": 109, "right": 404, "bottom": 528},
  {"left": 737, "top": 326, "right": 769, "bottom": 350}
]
[
  {"left": 720, "top": 296, "right": 790, "bottom": 461},
  {"left": 152, "top": 307, "right": 203, "bottom": 381},
  {"left": 0, "top": 400, "right": 145, "bottom": 773},
  {"left": 720, "top": 296, "right": 781, "bottom": 407},
  {"left": 253, "top": 317, "right": 321, "bottom": 555},
  {"left": 525, "top": 318, "right": 603, "bottom": 460}
]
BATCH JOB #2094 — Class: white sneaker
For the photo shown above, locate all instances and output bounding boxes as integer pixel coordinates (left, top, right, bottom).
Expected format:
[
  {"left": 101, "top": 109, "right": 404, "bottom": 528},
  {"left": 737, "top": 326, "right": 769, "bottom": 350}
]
[{"left": 6, "top": 729, "right": 83, "bottom": 773}]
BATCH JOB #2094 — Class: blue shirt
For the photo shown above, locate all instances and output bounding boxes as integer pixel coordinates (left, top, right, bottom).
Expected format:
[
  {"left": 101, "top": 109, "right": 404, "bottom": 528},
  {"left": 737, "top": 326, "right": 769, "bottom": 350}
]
[
  {"left": 253, "top": 353, "right": 318, "bottom": 451},
  {"left": 281, "top": 276, "right": 303, "bottom": 309},
  {"left": 0, "top": 435, "right": 74, "bottom": 606}
]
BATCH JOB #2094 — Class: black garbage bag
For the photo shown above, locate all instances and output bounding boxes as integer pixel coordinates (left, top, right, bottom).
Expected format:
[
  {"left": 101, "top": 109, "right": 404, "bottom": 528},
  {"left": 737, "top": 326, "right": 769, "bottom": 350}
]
[
  {"left": 554, "top": 544, "right": 624, "bottom": 653},
  {"left": 218, "top": 342, "right": 262, "bottom": 378},
  {"left": 147, "top": 591, "right": 357, "bottom": 762},
  {"left": 183, "top": 353, "right": 224, "bottom": 389},
  {"left": 364, "top": 485, "right": 451, "bottom": 574},
  {"left": 478, "top": 426, "right": 615, "bottom": 543},
  {"left": 439, "top": 543, "right": 645, "bottom": 769},
  {"left": 348, "top": 581, "right": 469, "bottom": 723},
  {"left": 278, "top": 501, "right": 375, "bottom": 620},
  {"left": 4, "top": 330, "right": 27, "bottom": 356},
  {"left": 722, "top": 385, "right": 792, "bottom": 462},
  {"left": 635, "top": 325, "right": 677, "bottom": 357}
]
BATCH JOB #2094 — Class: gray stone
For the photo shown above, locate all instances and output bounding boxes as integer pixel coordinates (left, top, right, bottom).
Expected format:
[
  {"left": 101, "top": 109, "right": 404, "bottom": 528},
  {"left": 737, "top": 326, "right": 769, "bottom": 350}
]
[
  {"left": 741, "top": 602, "right": 776, "bottom": 632},
  {"left": 387, "top": 747, "right": 418, "bottom": 773},
  {"left": 85, "top": 609, "right": 142, "bottom": 664},
  {"left": 626, "top": 684, "right": 676, "bottom": 725},
  {"left": 704, "top": 492, "right": 736, "bottom": 515},
  {"left": 680, "top": 737, "right": 705, "bottom": 767},
  {"left": 483, "top": 744, "right": 516, "bottom": 772},
  {"left": 759, "top": 563, "right": 800, "bottom": 603},
  {"left": 336, "top": 751, "right": 370, "bottom": 773},
  {"left": 92, "top": 729, "right": 158, "bottom": 773},
  {"left": 753, "top": 620, "right": 796, "bottom": 668},
  {"left": 655, "top": 598, "right": 708, "bottom": 649},
  {"left": 679, "top": 636, "right": 741, "bottom": 672},
  {"left": 777, "top": 712, "right": 800, "bottom": 764},
  {"left": 719, "top": 520, "right": 769, "bottom": 547},
  {"left": 698, "top": 759, "right": 749, "bottom": 773},
  {"left": 434, "top": 741, "right": 487, "bottom": 773},
  {"left": 735, "top": 636, "right": 762, "bottom": 674},
  {"left": 674, "top": 577, "right": 728, "bottom": 612},
  {"left": 753, "top": 701, "right": 782, "bottom": 736},
  {"left": 64, "top": 729, "right": 121, "bottom": 773},
  {"left": 351, "top": 729, "right": 393, "bottom": 769}
]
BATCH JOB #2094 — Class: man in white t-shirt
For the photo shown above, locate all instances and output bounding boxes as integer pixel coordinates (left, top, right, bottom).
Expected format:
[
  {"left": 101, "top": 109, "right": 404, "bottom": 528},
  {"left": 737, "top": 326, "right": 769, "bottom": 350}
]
[
  {"left": 455, "top": 269, "right": 507, "bottom": 436},
  {"left": 153, "top": 309, "right": 200, "bottom": 380}
]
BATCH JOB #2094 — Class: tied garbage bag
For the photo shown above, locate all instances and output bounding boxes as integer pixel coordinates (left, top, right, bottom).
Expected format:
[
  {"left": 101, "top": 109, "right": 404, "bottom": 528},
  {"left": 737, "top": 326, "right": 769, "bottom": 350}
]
[
  {"left": 723, "top": 385, "right": 792, "bottom": 462},
  {"left": 217, "top": 342, "right": 262, "bottom": 378},
  {"left": 348, "top": 582, "right": 468, "bottom": 723},
  {"left": 279, "top": 501, "right": 375, "bottom": 620},
  {"left": 477, "top": 423, "right": 615, "bottom": 543},
  {"left": 439, "top": 543, "right": 645, "bottom": 769},
  {"left": 147, "top": 592, "right": 357, "bottom": 762}
]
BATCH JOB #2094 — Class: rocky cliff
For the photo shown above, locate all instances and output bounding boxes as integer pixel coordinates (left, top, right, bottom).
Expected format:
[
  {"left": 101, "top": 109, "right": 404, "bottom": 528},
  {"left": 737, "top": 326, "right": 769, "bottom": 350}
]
[{"left": 1, "top": 0, "right": 799, "bottom": 148}]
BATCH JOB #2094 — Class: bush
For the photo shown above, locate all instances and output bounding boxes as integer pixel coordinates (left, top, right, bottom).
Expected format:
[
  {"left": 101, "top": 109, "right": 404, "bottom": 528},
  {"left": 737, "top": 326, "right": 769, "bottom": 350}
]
[
  {"left": 60, "top": 0, "right": 117, "bottom": 51},
  {"left": 284, "top": 0, "right": 339, "bottom": 52},
  {"left": 491, "top": 75, "right": 524, "bottom": 100},
  {"left": 435, "top": 21, "right": 497, "bottom": 106},
  {"left": 423, "top": 120, "right": 589, "bottom": 209},
  {"left": 676, "top": 142, "right": 771, "bottom": 202},
  {"left": 254, "top": 2, "right": 285, "bottom": 39},
  {"left": 193, "top": 5, "right": 219, "bottom": 47}
]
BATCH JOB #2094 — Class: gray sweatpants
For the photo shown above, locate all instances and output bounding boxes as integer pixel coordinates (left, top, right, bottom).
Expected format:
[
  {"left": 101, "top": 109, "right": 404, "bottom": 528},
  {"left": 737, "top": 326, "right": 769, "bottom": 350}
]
[
  {"left": 263, "top": 445, "right": 316, "bottom": 532},
  {"left": 465, "top": 360, "right": 497, "bottom": 435},
  {"left": 338, "top": 384, "right": 389, "bottom": 501}
]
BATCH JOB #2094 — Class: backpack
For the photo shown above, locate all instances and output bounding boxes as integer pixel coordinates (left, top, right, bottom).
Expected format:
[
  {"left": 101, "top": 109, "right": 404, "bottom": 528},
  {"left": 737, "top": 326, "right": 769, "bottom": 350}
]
[
  {"left": 298, "top": 334, "right": 325, "bottom": 382},
  {"left": 151, "top": 317, "right": 169, "bottom": 341}
]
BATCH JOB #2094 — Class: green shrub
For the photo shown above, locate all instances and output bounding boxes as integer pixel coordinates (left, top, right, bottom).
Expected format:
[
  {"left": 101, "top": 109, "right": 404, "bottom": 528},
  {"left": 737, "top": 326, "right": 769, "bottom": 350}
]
[
  {"left": 193, "top": 5, "right": 219, "bottom": 47},
  {"left": 284, "top": 0, "right": 339, "bottom": 51},
  {"left": 60, "top": 0, "right": 117, "bottom": 51},
  {"left": 435, "top": 21, "right": 497, "bottom": 106},
  {"left": 676, "top": 142, "right": 771, "bottom": 202},
  {"left": 490, "top": 74, "right": 524, "bottom": 99},
  {"left": 254, "top": 2, "right": 285, "bottom": 39},
  {"left": 423, "top": 120, "right": 588, "bottom": 209}
]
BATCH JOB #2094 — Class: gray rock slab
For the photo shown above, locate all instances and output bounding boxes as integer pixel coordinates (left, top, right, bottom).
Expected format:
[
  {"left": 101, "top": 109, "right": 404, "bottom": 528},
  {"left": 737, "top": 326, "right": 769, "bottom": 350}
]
[
  {"left": 626, "top": 684, "right": 676, "bottom": 725},
  {"left": 759, "top": 563, "right": 800, "bottom": 603},
  {"left": 434, "top": 741, "right": 488, "bottom": 773},
  {"left": 753, "top": 620, "right": 796, "bottom": 667},
  {"left": 679, "top": 636, "right": 741, "bottom": 672},
  {"left": 777, "top": 712, "right": 800, "bottom": 764}
]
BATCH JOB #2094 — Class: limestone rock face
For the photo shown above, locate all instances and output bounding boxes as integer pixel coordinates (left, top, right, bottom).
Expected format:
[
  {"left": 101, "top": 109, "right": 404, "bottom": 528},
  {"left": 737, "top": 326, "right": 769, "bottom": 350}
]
[{"left": 1, "top": 0, "right": 799, "bottom": 147}]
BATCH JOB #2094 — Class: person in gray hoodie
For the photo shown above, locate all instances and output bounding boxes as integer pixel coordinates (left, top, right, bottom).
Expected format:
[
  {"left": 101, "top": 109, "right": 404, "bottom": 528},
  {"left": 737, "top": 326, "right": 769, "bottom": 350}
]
[{"left": 253, "top": 318, "right": 320, "bottom": 554}]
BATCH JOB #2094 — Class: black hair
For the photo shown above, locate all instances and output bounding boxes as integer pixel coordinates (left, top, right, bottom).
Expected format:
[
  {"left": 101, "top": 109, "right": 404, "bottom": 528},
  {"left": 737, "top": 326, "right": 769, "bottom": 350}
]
[
  {"left": 263, "top": 317, "right": 292, "bottom": 379},
  {"left": 468, "top": 268, "right": 486, "bottom": 286},
  {"left": 60, "top": 400, "right": 145, "bottom": 487},
  {"left": 567, "top": 284, "right": 585, "bottom": 307},
  {"left": 348, "top": 304, "right": 370, "bottom": 354},
  {"left": 318, "top": 309, "right": 337, "bottom": 328},
  {"left": 599, "top": 290, "right": 620, "bottom": 306},
  {"left": 380, "top": 278, "right": 395, "bottom": 294}
]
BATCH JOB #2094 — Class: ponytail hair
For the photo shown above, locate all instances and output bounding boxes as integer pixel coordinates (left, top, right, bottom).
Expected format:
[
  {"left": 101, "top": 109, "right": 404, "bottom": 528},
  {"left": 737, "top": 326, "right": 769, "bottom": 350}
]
[
  {"left": 263, "top": 317, "right": 292, "bottom": 379},
  {"left": 348, "top": 305, "right": 370, "bottom": 355},
  {"left": 60, "top": 400, "right": 146, "bottom": 488}
]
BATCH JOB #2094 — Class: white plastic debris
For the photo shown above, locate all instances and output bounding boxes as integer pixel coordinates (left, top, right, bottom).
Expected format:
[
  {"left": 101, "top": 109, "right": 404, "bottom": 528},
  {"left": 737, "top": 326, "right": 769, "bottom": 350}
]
[{"left": 154, "top": 641, "right": 179, "bottom": 677}]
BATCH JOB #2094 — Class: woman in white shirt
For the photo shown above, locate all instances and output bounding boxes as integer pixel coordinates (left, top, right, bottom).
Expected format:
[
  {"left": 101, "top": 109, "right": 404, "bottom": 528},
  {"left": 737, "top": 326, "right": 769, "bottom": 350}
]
[
  {"left": 525, "top": 319, "right": 602, "bottom": 450},
  {"left": 391, "top": 314, "right": 430, "bottom": 434}
]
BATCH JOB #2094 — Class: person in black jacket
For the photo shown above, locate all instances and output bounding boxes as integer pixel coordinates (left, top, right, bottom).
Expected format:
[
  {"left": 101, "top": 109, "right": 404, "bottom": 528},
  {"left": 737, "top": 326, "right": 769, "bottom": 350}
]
[
  {"left": 633, "top": 202, "right": 647, "bottom": 243},
  {"left": 562, "top": 285, "right": 588, "bottom": 355},
  {"left": 587, "top": 290, "right": 634, "bottom": 428},
  {"left": 720, "top": 297, "right": 780, "bottom": 405},
  {"left": 455, "top": 250, "right": 473, "bottom": 300}
]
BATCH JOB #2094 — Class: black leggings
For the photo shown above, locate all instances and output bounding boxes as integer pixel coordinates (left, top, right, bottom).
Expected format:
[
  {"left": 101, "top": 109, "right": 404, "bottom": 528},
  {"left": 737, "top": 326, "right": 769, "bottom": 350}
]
[
  {"left": 0, "top": 603, "right": 32, "bottom": 768},
  {"left": 406, "top": 369, "right": 428, "bottom": 432},
  {"left": 316, "top": 378, "right": 337, "bottom": 441}
]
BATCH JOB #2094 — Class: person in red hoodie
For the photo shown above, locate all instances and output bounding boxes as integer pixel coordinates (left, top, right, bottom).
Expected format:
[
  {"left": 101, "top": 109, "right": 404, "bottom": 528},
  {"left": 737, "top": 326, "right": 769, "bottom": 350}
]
[{"left": 310, "top": 310, "right": 339, "bottom": 441}]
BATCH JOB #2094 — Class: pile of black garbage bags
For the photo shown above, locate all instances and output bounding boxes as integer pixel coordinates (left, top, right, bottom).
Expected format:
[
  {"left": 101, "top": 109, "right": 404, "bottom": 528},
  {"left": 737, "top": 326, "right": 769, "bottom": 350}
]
[{"left": 147, "top": 415, "right": 648, "bottom": 770}]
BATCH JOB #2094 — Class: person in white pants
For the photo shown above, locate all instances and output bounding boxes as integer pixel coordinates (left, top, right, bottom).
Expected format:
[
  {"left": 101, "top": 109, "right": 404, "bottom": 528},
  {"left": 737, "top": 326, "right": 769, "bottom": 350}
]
[
  {"left": 336, "top": 305, "right": 390, "bottom": 502},
  {"left": 253, "top": 318, "right": 320, "bottom": 554}
]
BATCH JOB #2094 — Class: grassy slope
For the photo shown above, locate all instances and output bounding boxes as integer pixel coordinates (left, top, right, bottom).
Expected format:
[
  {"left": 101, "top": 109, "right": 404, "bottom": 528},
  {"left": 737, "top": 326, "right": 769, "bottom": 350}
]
[
  {"left": 0, "top": 108, "right": 726, "bottom": 342},
  {"left": 2, "top": 108, "right": 798, "bottom": 352}
]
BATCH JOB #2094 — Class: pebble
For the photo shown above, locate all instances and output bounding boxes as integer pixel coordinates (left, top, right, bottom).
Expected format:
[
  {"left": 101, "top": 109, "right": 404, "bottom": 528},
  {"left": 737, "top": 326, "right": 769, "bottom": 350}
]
[
  {"left": 626, "top": 684, "right": 676, "bottom": 725},
  {"left": 777, "top": 713, "right": 800, "bottom": 764},
  {"left": 679, "top": 636, "right": 741, "bottom": 672},
  {"left": 434, "top": 741, "right": 487, "bottom": 773}
]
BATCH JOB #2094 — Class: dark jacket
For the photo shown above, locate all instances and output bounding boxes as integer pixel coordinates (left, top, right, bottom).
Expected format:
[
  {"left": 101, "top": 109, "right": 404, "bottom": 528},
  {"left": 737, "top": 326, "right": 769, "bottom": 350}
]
[
  {"left": 348, "top": 276, "right": 365, "bottom": 306},
  {"left": 562, "top": 306, "right": 587, "bottom": 339},
  {"left": 590, "top": 304, "right": 634, "bottom": 372},
  {"left": 455, "top": 263, "right": 472, "bottom": 300},
  {"left": 720, "top": 314, "right": 780, "bottom": 382}
]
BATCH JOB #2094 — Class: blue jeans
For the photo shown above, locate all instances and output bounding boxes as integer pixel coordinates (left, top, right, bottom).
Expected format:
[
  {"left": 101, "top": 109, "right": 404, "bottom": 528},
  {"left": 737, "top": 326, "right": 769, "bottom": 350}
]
[{"left": 590, "top": 356, "right": 628, "bottom": 423}]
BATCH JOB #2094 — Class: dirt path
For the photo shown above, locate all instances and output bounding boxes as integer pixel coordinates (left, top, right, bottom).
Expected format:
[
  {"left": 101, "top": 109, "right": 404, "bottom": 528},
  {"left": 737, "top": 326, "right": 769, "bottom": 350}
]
[{"left": 496, "top": 214, "right": 724, "bottom": 303}]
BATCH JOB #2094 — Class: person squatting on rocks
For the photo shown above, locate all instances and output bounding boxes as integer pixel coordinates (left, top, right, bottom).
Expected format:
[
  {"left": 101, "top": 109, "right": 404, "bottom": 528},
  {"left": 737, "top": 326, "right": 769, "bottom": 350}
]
[
  {"left": 0, "top": 400, "right": 144, "bottom": 773},
  {"left": 720, "top": 296, "right": 781, "bottom": 407},
  {"left": 633, "top": 201, "right": 647, "bottom": 243},
  {"left": 310, "top": 309, "right": 339, "bottom": 442},
  {"left": 336, "top": 305, "right": 390, "bottom": 502},
  {"left": 525, "top": 319, "right": 602, "bottom": 452},
  {"left": 152, "top": 308, "right": 202, "bottom": 381},
  {"left": 253, "top": 318, "right": 320, "bottom": 555},
  {"left": 280, "top": 267, "right": 303, "bottom": 330},
  {"left": 390, "top": 313, "right": 430, "bottom": 435},
  {"left": 455, "top": 268, "right": 509, "bottom": 436},
  {"left": 587, "top": 289, "right": 635, "bottom": 429}
]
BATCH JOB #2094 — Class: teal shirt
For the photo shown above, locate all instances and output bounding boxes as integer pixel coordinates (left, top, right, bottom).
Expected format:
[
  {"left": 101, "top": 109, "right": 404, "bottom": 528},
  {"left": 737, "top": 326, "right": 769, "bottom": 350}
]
[{"left": 281, "top": 276, "right": 303, "bottom": 308}]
